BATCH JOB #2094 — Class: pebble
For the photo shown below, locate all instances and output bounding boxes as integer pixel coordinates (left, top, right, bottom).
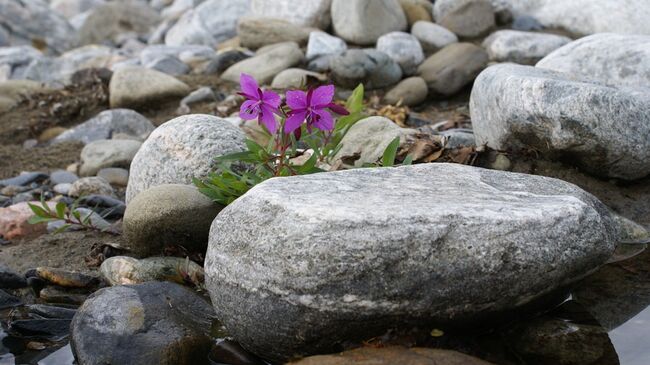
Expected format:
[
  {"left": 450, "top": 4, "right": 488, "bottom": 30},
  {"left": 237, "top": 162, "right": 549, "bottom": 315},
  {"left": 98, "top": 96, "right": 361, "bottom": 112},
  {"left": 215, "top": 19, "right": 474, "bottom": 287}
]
[
  {"left": 411, "top": 21, "right": 458, "bottom": 54},
  {"left": 238, "top": 17, "right": 315, "bottom": 50},
  {"left": 79, "top": 139, "right": 142, "bottom": 177},
  {"left": 306, "top": 31, "right": 347, "bottom": 61},
  {"left": 330, "top": 49, "right": 403, "bottom": 90},
  {"left": 250, "top": 0, "right": 332, "bottom": 29},
  {"left": 0, "top": 202, "right": 55, "bottom": 240},
  {"left": 100, "top": 256, "right": 204, "bottom": 286},
  {"left": 96, "top": 168, "right": 129, "bottom": 187},
  {"left": 433, "top": 0, "right": 496, "bottom": 38},
  {"left": 383, "top": 76, "right": 428, "bottom": 106},
  {"left": 200, "top": 49, "right": 251, "bottom": 75},
  {"left": 398, "top": 0, "right": 433, "bottom": 26},
  {"left": 0, "top": 172, "right": 48, "bottom": 187},
  {"left": 220, "top": 42, "right": 304, "bottom": 85},
  {"left": 77, "top": 2, "right": 160, "bottom": 45},
  {"left": 28, "top": 304, "right": 77, "bottom": 320},
  {"left": 50, "top": 170, "right": 79, "bottom": 185},
  {"left": 271, "top": 68, "right": 326, "bottom": 89},
  {"left": 109, "top": 66, "right": 191, "bottom": 109},
  {"left": 0, "top": 289, "right": 22, "bottom": 309},
  {"left": 69, "top": 177, "right": 115, "bottom": 198},
  {"left": 376, "top": 31, "right": 425, "bottom": 76},
  {"left": 145, "top": 55, "right": 190, "bottom": 75},
  {"left": 331, "top": 0, "right": 407, "bottom": 45},
  {"left": 8, "top": 319, "right": 71, "bottom": 341},
  {"left": 289, "top": 347, "right": 494, "bottom": 365},
  {"left": 53, "top": 183, "right": 72, "bottom": 196},
  {"left": 417, "top": 43, "right": 488, "bottom": 96},
  {"left": 52, "top": 109, "right": 155, "bottom": 145}
]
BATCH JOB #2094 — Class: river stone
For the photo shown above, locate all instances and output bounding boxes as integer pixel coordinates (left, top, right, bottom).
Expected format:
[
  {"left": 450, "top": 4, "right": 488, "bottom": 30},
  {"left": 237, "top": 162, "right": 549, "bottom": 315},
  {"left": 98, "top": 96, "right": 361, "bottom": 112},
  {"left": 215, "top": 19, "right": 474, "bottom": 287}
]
[
  {"left": 69, "top": 177, "right": 114, "bottom": 198},
  {"left": 145, "top": 55, "right": 190, "bottom": 75},
  {"left": 124, "top": 184, "right": 222, "bottom": 256},
  {"left": 271, "top": 68, "right": 326, "bottom": 89},
  {"left": 331, "top": 0, "right": 407, "bottom": 46},
  {"left": 100, "top": 256, "right": 204, "bottom": 287},
  {"left": 305, "top": 31, "right": 347, "bottom": 61},
  {"left": 384, "top": 76, "right": 428, "bottom": 106},
  {"left": 289, "top": 347, "right": 495, "bottom": 365},
  {"left": 126, "top": 114, "right": 246, "bottom": 203},
  {"left": 109, "top": 66, "right": 190, "bottom": 109},
  {"left": 376, "top": 32, "right": 424, "bottom": 76},
  {"left": 238, "top": 17, "right": 314, "bottom": 50},
  {"left": 205, "top": 162, "right": 617, "bottom": 361},
  {"left": 536, "top": 33, "right": 650, "bottom": 89},
  {"left": 52, "top": 109, "right": 155, "bottom": 145},
  {"left": 470, "top": 63, "right": 650, "bottom": 180},
  {"left": 70, "top": 281, "right": 215, "bottom": 365},
  {"left": 491, "top": 0, "right": 650, "bottom": 36},
  {"left": 78, "top": 2, "right": 160, "bottom": 45},
  {"left": 51, "top": 0, "right": 104, "bottom": 19},
  {"left": 164, "top": 0, "right": 251, "bottom": 47},
  {"left": 410, "top": 21, "right": 458, "bottom": 54},
  {"left": 79, "top": 139, "right": 142, "bottom": 177},
  {"left": 483, "top": 30, "right": 570, "bottom": 65},
  {"left": 398, "top": 0, "right": 433, "bottom": 26},
  {"left": 417, "top": 43, "right": 488, "bottom": 96},
  {"left": 250, "top": 0, "right": 331, "bottom": 29},
  {"left": 220, "top": 42, "right": 303, "bottom": 85},
  {"left": 433, "top": 0, "right": 495, "bottom": 38},
  {"left": 330, "top": 49, "right": 402, "bottom": 90}
]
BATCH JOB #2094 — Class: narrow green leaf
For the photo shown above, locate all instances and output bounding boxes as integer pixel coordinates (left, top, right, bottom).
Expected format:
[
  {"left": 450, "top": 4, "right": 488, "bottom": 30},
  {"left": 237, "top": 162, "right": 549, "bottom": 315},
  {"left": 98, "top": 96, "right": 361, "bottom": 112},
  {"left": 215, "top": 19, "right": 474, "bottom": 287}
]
[
  {"left": 382, "top": 137, "right": 400, "bottom": 167},
  {"left": 28, "top": 203, "right": 50, "bottom": 218},
  {"left": 27, "top": 216, "right": 57, "bottom": 224},
  {"left": 52, "top": 224, "right": 71, "bottom": 234},
  {"left": 402, "top": 155, "right": 414, "bottom": 166},
  {"left": 55, "top": 202, "right": 66, "bottom": 219}
]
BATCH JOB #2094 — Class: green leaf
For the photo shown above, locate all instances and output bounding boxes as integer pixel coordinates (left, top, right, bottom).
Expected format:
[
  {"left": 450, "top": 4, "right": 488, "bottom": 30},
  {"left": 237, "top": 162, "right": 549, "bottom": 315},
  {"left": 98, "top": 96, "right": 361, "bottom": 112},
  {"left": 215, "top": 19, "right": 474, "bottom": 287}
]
[
  {"left": 346, "top": 84, "right": 365, "bottom": 113},
  {"left": 52, "top": 224, "right": 71, "bottom": 234},
  {"left": 28, "top": 203, "right": 50, "bottom": 218},
  {"left": 72, "top": 210, "right": 82, "bottom": 223},
  {"left": 55, "top": 202, "right": 66, "bottom": 219},
  {"left": 402, "top": 155, "right": 414, "bottom": 166},
  {"left": 382, "top": 137, "right": 401, "bottom": 167},
  {"left": 27, "top": 215, "right": 57, "bottom": 224}
]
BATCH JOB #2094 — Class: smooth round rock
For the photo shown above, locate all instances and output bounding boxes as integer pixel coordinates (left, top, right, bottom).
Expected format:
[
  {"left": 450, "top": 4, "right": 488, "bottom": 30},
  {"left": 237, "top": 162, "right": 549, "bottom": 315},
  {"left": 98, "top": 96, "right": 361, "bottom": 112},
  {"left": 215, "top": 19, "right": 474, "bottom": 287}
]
[
  {"left": 411, "top": 21, "right": 458, "bottom": 54},
  {"left": 383, "top": 76, "right": 428, "bottom": 106},
  {"left": 109, "top": 66, "right": 190, "bottom": 109},
  {"left": 433, "top": 0, "right": 495, "bottom": 38},
  {"left": 376, "top": 31, "right": 424, "bottom": 75},
  {"left": 79, "top": 139, "right": 142, "bottom": 177},
  {"left": 417, "top": 43, "right": 488, "bottom": 96},
  {"left": 220, "top": 42, "right": 304, "bottom": 85},
  {"left": 331, "top": 0, "right": 407, "bottom": 45},
  {"left": 330, "top": 49, "right": 403, "bottom": 90},
  {"left": 69, "top": 177, "right": 114, "bottom": 198},
  {"left": 306, "top": 31, "right": 347, "bottom": 61},
  {"left": 483, "top": 30, "right": 571, "bottom": 65},
  {"left": 52, "top": 109, "right": 155, "bottom": 145},
  {"left": 100, "top": 256, "right": 204, "bottom": 287}
]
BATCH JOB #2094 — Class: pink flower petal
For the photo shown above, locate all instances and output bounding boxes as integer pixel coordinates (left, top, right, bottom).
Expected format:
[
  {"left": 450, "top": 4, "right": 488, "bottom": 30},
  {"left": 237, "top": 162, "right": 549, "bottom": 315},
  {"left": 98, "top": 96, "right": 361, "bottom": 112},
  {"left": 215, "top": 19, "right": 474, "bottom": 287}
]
[
  {"left": 286, "top": 90, "right": 307, "bottom": 110},
  {"left": 327, "top": 103, "right": 349, "bottom": 116},
  {"left": 239, "top": 99, "right": 259, "bottom": 120},
  {"left": 262, "top": 90, "right": 282, "bottom": 109},
  {"left": 259, "top": 104, "right": 278, "bottom": 134},
  {"left": 284, "top": 110, "right": 307, "bottom": 134},
  {"left": 310, "top": 85, "right": 335, "bottom": 107},
  {"left": 240, "top": 73, "right": 259, "bottom": 99},
  {"left": 311, "top": 109, "right": 334, "bottom": 132}
]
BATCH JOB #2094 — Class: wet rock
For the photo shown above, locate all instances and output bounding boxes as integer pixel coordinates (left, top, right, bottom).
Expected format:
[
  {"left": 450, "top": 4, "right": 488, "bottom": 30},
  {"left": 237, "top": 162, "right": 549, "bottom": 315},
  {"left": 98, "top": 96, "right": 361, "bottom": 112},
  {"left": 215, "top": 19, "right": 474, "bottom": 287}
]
[
  {"left": 305, "top": 31, "right": 347, "bottom": 61},
  {"left": 0, "top": 172, "right": 48, "bottom": 188},
  {"left": 39, "top": 286, "right": 88, "bottom": 305},
  {"left": 126, "top": 114, "right": 246, "bottom": 203},
  {"left": 289, "top": 347, "right": 494, "bottom": 365},
  {"left": 70, "top": 281, "right": 215, "bottom": 365},
  {"left": 221, "top": 42, "right": 303, "bottom": 85},
  {"left": 376, "top": 32, "right": 424, "bottom": 76},
  {"left": 79, "top": 139, "right": 142, "bottom": 177},
  {"left": 398, "top": 0, "right": 433, "bottom": 26},
  {"left": 205, "top": 163, "right": 617, "bottom": 361},
  {"left": 200, "top": 49, "right": 251, "bottom": 75},
  {"left": 0, "top": 289, "right": 22, "bottom": 309},
  {"left": 536, "top": 33, "right": 650, "bottom": 88},
  {"left": 433, "top": 0, "right": 495, "bottom": 38},
  {"left": 250, "top": 0, "right": 331, "bottom": 29},
  {"left": 49, "top": 170, "right": 79, "bottom": 185},
  {"left": 164, "top": 0, "right": 250, "bottom": 47},
  {"left": 0, "top": 202, "right": 54, "bottom": 240},
  {"left": 417, "top": 43, "right": 488, "bottom": 96},
  {"left": 124, "top": 184, "right": 222, "bottom": 256},
  {"left": 100, "top": 256, "right": 204, "bottom": 286},
  {"left": 411, "top": 21, "right": 458, "bottom": 54},
  {"left": 69, "top": 177, "right": 114, "bottom": 198},
  {"left": 483, "top": 30, "right": 571, "bottom": 65},
  {"left": 35, "top": 267, "right": 99, "bottom": 288},
  {"left": 0, "top": 0, "right": 77, "bottom": 53},
  {"left": 384, "top": 76, "right": 428, "bottom": 106},
  {"left": 78, "top": 2, "right": 159, "bottom": 45},
  {"left": 470, "top": 63, "right": 650, "bottom": 180},
  {"left": 271, "top": 68, "right": 326, "bottom": 89},
  {"left": 109, "top": 66, "right": 190, "bottom": 109},
  {"left": 331, "top": 0, "right": 407, "bottom": 45},
  {"left": 238, "top": 17, "right": 314, "bottom": 50},
  {"left": 96, "top": 168, "right": 129, "bottom": 187},
  {"left": 0, "top": 263, "right": 27, "bottom": 289},
  {"left": 330, "top": 49, "right": 402, "bottom": 90},
  {"left": 52, "top": 109, "right": 155, "bottom": 145},
  {"left": 28, "top": 304, "right": 77, "bottom": 320},
  {"left": 145, "top": 55, "right": 190, "bottom": 75},
  {"left": 8, "top": 319, "right": 71, "bottom": 341}
]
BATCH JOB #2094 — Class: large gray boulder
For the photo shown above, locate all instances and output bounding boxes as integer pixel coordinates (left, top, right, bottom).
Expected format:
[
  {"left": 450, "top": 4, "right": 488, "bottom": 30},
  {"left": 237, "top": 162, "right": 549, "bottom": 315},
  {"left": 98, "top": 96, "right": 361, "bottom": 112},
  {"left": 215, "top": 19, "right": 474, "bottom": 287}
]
[
  {"left": 470, "top": 64, "right": 650, "bottom": 180},
  {"left": 482, "top": 30, "right": 571, "bottom": 65},
  {"left": 331, "top": 0, "right": 407, "bottom": 45},
  {"left": 205, "top": 163, "right": 617, "bottom": 361},
  {"left": 536, "top": 33, "right": 650, "bottom": 88},
  {"left": 70, "top": 281, "right": 215, "bottom": 365},
  {"left": 126, "top": 114, "right": 246, "bottom": 203}
]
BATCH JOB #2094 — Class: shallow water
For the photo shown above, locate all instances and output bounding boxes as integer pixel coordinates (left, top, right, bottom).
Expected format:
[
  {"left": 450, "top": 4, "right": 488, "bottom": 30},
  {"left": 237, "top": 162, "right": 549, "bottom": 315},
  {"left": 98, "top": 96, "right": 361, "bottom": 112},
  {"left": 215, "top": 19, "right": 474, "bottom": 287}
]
[{"left": 1, "top": 244, "right": 649, "bottom": 365}]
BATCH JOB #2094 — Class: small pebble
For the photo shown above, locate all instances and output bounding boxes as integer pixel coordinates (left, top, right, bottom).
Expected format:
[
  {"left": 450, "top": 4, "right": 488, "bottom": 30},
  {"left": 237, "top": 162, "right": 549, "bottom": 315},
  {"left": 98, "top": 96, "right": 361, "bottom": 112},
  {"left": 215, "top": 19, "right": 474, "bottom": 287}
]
[{"left": 97, "top": 168, "right": 129, "bottom": 186}]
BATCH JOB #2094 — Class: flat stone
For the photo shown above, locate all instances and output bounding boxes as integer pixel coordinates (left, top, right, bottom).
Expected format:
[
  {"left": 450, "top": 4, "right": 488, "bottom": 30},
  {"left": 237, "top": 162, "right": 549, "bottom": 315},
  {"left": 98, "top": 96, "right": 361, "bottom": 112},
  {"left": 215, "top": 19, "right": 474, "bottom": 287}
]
[
  {"left": 71, "top": 282, "right": 215, "bottom": 365},
  {"left": 0, "top": 172, "right": 48, "bottom": 187},
  {"left": 250, "top": 0, "right": 332, "bottom": 29},
  {"left": 35, "top": 267, "right": 99, "bottom": 288},
  {"left": 433, "top": 0, "right": 495, "bottom": 38},
  {"left": 289, "top": 347, "right": 494, "bottom": 365},
  {"left": 470, "top": 63, "right": 650, "bottom": 180},
  {"left": 96, "top": 168, "right": 129, "bottom": 187},
  {"left": 331, "top": 0, "right": 407, "bottom": 45},
  {"left": 126, "top": 114, "right": 246, "bottom": 203},
  {"left": 483, "top": 30, "right": 571, "bottom": 65},
  {"left": 220, "top": 42, "right": 303, "bottom": 85},
  {"left": 205, "top": 163, "right": 617, "bottom": 361},
  {"left": 79, "top": 139, "right": 142, "bottom": 177},
  {"left": 417, "top": 43, "right": 488, "bottom": 96},
  {"left": 0, "top": 289, "right": 22, "bottom": 309},
  {"left": 238, "top": 17, "right": 314, "bottom": 50},
  {"left": 411, "top": 21, "right": 458, "bottom": 54},
  {"left": 536, "top": 33, "right": 650, "bottom": 88},
  {"left": 49, "top": 170, "right": 79, "bottom": 185},
  {"left": 109, "top": 66, "right": 190, "bottom": 109},
  {"left": 100, "top": 256, "right": 204, "bottom": 287},
  {"left": 52, "top": 109, "right": 155, "bottom": 145},
  {"left": 384, "top": 76, "right": 428, "bottom": 106},
  {"left": 376, "top": 31, "right": 424, "bottom": 76},
  {"left": 124, "top": 184, "right": 222, "bottom": 256}
]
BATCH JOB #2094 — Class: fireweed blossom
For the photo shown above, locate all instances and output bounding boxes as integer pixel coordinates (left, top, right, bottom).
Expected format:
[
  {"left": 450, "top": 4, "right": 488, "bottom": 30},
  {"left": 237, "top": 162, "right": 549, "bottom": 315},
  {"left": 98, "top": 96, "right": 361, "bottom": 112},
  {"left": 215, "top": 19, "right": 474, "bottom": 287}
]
[
  {"left": 284, "top": 85, "right": 349, "bottom": 134},
  {"left": 238, "top": 73, "right": 282, "bottom": 133}
]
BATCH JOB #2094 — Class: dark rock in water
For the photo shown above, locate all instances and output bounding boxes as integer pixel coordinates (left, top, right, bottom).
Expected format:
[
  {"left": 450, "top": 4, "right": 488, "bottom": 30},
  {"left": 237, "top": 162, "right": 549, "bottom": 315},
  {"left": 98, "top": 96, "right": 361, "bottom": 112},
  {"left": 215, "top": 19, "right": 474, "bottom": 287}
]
[
  {"left": 512, "top": 15, "right": 543, "bottom": 31},
  {"left": 39, "top": 286, "right": 88, "bottom": 305},
  {"left": 209, "top": 339, "right": 267, "bottom": 365},
  {"left": 0, "top": 263, "right": 27, "bottom": 289},
  {"left": 0, "top": 289, "right": 23, "bottom": 309},
  {"left": 8, "top": 319, "right": 71, "bottom": 341},
  {"left": 288, "top": 347, "right": 495, "bottom": 365},
  {"left": 71, "top": 281, "right": 215, "bottom": 365},
  {"left": 35, "top": 267, "right": 100, "bottom": 288},
  {"left": 0, "top": 172, "right": 48, "bottom": 187},
  {"left": 28, "top": 304, "right": 77, "bottom": 320}
]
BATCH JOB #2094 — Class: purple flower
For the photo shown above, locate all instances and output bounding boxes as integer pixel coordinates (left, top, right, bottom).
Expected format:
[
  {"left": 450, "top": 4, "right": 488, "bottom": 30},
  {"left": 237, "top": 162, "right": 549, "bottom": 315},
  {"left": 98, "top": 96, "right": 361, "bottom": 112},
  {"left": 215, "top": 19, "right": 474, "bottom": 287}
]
[
  {"left": 284, "top": 85, "right": 349, "bottom": 134},
  {"left": 238, "top": 73, "right": 282, "bottom": 134}
]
